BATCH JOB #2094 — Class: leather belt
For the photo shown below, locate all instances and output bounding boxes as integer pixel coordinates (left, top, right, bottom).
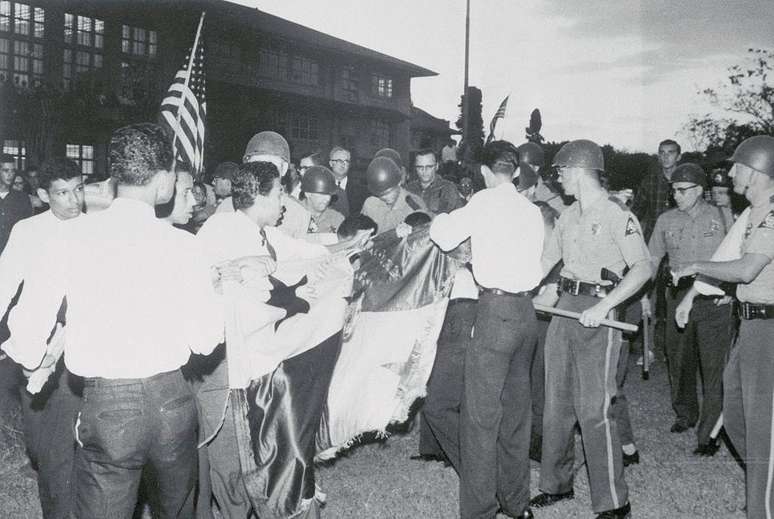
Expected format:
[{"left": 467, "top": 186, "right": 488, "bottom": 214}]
[
  {"left": 738, "top": 302, "right": 774, "bottom": 320},
  {"left": 559, "top": 277, "right": 613, "bottom": 298},
  {"left": 479, "top": 287, "right": 531, "bottom": 298}
]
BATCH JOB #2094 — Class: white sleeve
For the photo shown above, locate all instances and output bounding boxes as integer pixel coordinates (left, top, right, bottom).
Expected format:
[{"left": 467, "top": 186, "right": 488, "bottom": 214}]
[{"left": 429, "top": 200, "right": 476, "bottom": 251}]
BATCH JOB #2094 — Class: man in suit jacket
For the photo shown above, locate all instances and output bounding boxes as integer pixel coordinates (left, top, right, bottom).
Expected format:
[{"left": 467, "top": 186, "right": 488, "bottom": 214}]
[{"left": 329, "top": 146, "right": 367, "bottom": 216}]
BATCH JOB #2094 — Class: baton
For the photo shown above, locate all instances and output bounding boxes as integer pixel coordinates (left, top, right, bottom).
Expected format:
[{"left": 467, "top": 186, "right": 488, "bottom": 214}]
[
  {"left": 533, "top": 304, "right": 639, "bottom": 333},
  {"left": 642, "top": 311, "right": 651, "bottom": 380}
]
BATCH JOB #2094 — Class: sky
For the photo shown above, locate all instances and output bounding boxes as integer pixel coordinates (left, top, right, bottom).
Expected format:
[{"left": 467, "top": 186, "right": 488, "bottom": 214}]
[{"left": 236, "top": 0, "right": 774, "bottom": 152}]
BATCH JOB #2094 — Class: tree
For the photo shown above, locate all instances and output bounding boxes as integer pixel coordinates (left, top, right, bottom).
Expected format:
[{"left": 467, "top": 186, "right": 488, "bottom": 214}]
[
  {"left": 682, "top": 48, "right": 774, "bottom": 153},
  {"left": 456, "top": 86, "right": 484, "bottom": 162}
]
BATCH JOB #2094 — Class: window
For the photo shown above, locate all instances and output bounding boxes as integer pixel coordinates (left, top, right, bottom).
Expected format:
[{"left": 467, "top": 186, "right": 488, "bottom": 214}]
[
  {"left": 370, "top": 119, "right": 390, "bottom": 147},
  {"left": 66, "top": 144, "right": 94, "bottom": 175},
  {"left": 339, "top": 65, "right": 358, "bottom": 101},
  {"left": 122, "top": 24, "right": 157, "bottom": 58},
  {"left": 291, "top": 113, "right": 319, "bottom": 141},
  {"left": 258, "top": 46, "right": 288, "bottom": 81},
  {"left": 290, "top": 55, "right": 318, "bottom": 86},
  {"left": 2, "top": 139, "right": 26, "bottom": 169},
  {"left": 0, "top": 2, "right": 43, "bottom": 37},
  {"left": 371, "top": 73, "right": 393, "bottom": 98},
  {"left": 62, "top": 13, "right": 104, "bottom": 89},
  {"left": 0, "top": 36, "right": 41, "bottom": 86}
]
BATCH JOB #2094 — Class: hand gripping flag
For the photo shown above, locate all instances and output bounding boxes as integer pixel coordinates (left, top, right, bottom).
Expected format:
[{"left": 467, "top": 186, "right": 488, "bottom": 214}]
[
  {"left": 160, "top": 12, "right": 206, "bottom": 175},
  {"left": 486, "top": 95, "right": 509, "bottom": 144}
]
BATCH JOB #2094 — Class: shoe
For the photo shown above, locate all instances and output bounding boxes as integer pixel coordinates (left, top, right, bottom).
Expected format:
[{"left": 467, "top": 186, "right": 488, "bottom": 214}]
[
  {"left": 693, "top": 442, "right": 720, "bottom": 456},
  {"left": 670, "top": 421, "right": 693, "bottom": 433},
  {"left": 596, "top": 501, "right": 631, "bottom": 518},
  {"left": 409, "top": 454, "right": 451, "bottom": 466},
  {"left": 529, "top": 490, "right": 574, "bottom": 508},
  {"left": 622, "top": 450, "right": 640, "bottom": 466},
  {"left": 496, "top": 507, "right": 533, "bottom": 519}
]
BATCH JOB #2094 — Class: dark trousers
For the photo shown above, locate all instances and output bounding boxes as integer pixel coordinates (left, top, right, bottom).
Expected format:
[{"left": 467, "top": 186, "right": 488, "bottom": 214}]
[
  {"left": 723, "top": 319, "right": 774, "bottom": 519},
  {"left": 19, "top": 360, "right": 82, "bottom": 519},
  {"left": 423, "top": 299, "right": 477, "bottom": 466},
  {"left": 73, "top": 369, "right": 197, "bottom": 519},
  {"left": 665, "top": 289, "right": 733, "bottom": 443},
  {"left": 540, "top": 294, "right": 628, "bottom": 513},
  {"left": 530, "top": 315, "right": 551, "bottom": 442},
  {"left": 458, "top": 292, "right": 537, "bottom": 519}
]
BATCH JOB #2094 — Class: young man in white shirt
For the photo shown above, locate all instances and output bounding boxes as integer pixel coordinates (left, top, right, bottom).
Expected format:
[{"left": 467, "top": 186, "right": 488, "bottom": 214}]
[{"left": 2, "top": 124, "right": 224, "bottom": 518}]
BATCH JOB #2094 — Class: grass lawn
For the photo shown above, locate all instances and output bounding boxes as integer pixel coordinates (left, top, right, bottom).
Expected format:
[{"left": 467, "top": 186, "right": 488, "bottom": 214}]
[{"left": 0, "top": 352, "right": 746, "bottom": 518}]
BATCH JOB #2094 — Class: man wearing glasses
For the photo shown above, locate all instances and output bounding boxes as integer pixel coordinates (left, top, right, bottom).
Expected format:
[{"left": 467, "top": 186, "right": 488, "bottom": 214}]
[
  {"left": 328, "top": 146, "right": 367, "bottom": 216},
  {"left": 406, "top": 148, "right": 464, "bottom": 214},
  {"left": 647, "top": 163, "right": 732, "bottom": 455}
]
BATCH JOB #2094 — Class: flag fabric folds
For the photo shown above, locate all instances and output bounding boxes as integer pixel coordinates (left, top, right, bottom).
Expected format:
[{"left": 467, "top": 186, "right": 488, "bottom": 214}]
[
  {"left": 487, "top": 95, "right": 509, "bottom": 144},
  {"left": 160, "top": 13, "right": 207, "bottom": 175}
]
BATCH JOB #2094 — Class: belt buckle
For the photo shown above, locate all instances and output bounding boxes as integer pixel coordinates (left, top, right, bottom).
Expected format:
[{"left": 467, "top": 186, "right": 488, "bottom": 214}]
[
  {"left": 741, "top": 303, "right": 753, "bottom": 320},
  {"left": 568, "top": 279, "right": 581, "bottom": 296}
]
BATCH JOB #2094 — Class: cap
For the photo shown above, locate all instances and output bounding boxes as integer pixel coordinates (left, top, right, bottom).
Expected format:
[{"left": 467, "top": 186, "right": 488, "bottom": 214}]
[
  {"left": 670, "top": 163, "right": 707, "bottom": 187},
  {"left": 243, "top": 131, "right": 290, "bottom": 163},
  {"left": 213, "top": 161, "right": 238, "bottom": 181}
]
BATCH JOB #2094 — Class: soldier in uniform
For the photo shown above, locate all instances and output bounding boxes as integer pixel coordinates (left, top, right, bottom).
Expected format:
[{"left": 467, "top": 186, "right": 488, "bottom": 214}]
[
  {"left": 406, "top": 148, "right": 464, "bottom": 214},
  {"left": 299, "top": 166, "right": 345, "bottom": 234},
  {"left": 531, "top": 140, "right": 651, "bottom": 519},
  {"left": 647, "top": 163, "right": 733, "bottom": 454},
  {"left": 673, "top": 135, "right": 774, "bottom": 518},
  {"left": 361, "top": 156, "right": 428, "bottom": 234}
]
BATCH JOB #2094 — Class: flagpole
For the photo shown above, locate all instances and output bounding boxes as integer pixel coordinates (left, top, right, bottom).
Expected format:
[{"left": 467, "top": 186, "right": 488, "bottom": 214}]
[
  {"left": 462, "top": 0, "right": 470, "bottom": 161},
  {"left": 171, "top": 11, "right": 206, "bottom": 173}
]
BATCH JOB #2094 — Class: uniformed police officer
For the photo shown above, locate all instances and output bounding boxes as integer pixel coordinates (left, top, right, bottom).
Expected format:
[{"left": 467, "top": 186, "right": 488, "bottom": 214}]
[
  {"left": 532, "top": 140, "right": 651, "bottom": 519},
  {"left": 361, "top": 156, "right": 428, "bottom": 233},
  {"left": 406, "top": 148, "right": 464, "bottom": 214},
  {"left": 647, "top": 163, "right": 733, "bottom": 454},
  {"left": 673, "top": 135, "right": 774, "bottom": 518},
  {"left": 299, "top": 166, "right": 345, "bottom": 234}
]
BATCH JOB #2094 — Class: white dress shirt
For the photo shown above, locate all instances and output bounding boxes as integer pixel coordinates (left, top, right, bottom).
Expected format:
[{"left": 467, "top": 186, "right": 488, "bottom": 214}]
[
  {"left": 430, "top": 182, "right": 544, "bottom": 293},
  {"left": 0, "top": 210, "right": 66, "bottom": 313},
  {"left": 3, "top": 198, "right": 224, "bottom": 377}
]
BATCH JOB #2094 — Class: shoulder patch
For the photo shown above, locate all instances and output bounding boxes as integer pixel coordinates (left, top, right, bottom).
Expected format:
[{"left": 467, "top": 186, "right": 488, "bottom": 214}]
[
  {"left": 608, "top": 196, "right": 628, "bottom": 211},
  {"left": 625, "top": 216, "right": 641, "bottom": 236},
  {"left": 759, "top": 210, "right": 774, "bottom": 230}
]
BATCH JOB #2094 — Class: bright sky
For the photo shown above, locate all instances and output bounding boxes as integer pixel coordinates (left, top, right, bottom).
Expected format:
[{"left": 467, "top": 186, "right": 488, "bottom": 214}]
[{"left": 236, "top": 0, "right": 773, "bottom": 153}]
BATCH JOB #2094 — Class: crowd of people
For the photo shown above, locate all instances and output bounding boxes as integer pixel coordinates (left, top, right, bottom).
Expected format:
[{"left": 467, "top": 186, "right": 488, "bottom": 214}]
[{"left": 0, "top": 124, "right": 773, "bottom": 519}]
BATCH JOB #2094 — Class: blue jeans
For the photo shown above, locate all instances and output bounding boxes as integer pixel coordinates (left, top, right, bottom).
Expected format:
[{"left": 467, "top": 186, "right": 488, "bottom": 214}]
[{"left": 74, "top": 369, "right": 197, "bottom": 519}]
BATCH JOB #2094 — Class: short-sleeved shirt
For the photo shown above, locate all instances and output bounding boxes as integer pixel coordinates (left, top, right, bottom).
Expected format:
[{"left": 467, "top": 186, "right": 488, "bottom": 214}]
[
  {"left": 542, "top": 194, "right": 651, "bottom": 284},
  {"left": 406, "top": 176, "right": 464, "bottom": 215},
  {"left": 737, "top": 193, "right": 774, "bottom": 304},
  {"left": 307, "top": 206, "right": 344, "bottom": 234},
  {"left": 649, "top": 200, "right": 728, "bottom": 268},
  {"left": 361, "top": 188, "right": 428, "bottom": 233}
]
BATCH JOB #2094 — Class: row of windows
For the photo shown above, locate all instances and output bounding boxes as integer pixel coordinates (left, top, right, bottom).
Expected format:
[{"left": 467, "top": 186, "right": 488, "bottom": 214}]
[
  {"left": 0, "top": 37, "right": 42, "bottom": 86},
  {"left": 2, "top": 140, "right": 94, "bottom": 175},
  {"left": 0, "top": 2, "right": 44, "bottom": 38}
]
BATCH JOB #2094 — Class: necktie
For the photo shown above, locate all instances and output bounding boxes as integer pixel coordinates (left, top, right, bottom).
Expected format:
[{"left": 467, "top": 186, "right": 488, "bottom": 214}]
[{"left": 259, "top": 228, "right": 277, "bottom": 261}]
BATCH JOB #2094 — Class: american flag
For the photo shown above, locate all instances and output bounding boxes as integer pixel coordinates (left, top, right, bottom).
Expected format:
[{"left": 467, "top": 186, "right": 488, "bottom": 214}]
[
  {"left": 160, "top": 13, "right": 206, "bottom": 175},
  {"left": 486, "top": 95, "right": 509, "bottom": 144}
]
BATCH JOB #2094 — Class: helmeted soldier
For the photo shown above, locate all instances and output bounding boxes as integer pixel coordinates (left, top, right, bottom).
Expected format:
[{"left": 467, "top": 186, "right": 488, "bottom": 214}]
[
  {"left": 532, "top": 139, "right": 651, "bottom": 519},
  {"left": 648, "top": 163, "right": 733, "bottom": 455},
  {"left": 361, "top": 156, "right": 428, "bottom": 233},
  {"left": 673, "top": 135, "right": 774, "bottom": 518},
  {"left": 522, "top": 141, "right": 568, "bottom": 214},
  {"left": 299, "top": 166, "right": 344, "bottom": 234}
]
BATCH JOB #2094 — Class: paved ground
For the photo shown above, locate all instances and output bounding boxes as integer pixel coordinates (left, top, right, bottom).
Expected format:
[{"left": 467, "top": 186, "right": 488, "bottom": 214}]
[{"left": 0, "top": 350, "right": 747, "bottom": 518}]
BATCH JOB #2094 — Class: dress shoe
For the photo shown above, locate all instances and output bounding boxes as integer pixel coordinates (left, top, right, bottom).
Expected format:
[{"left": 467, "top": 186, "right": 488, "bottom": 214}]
[
  {"left": 596, "top": 501, "right": 631, "bottom": 518},
  {"left": 622, "top": 450, "right": 640, "bottom": 466},
  {"left": 529, "top": 490, "right": 574, "bottom": 508},
  {"left": 496, "top": 507, "right": 533, "bottom": 519},
  {"left": 693, "top": 442, "right": 720, "bottom": 456},
  {"left": 670, "top": 421, "right": 693, "bottom": 433}
]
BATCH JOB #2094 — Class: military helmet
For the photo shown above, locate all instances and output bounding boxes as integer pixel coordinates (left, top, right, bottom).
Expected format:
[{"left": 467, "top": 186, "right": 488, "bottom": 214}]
[
  {"left": 374, "top": 147, "right": 404, "bottom": 169},
  {"left": 552, "top": 139, "right": 604, "bottom": 171},
  {"left": 670, "top": 163, "right": 707, "bottom": 187},
  {"left": 243, "top": 131, "right": 290, "bottom": 163},
  {"left": 301, "top": 166, "right": 337, "bottom": 195},
  {"left": 730, "top": 135, "right": 774, "bottom": 178},
  {"left": 711, "top": 168, "right": 732, "bottom": 189},
  {"left": 517, "top": 142, "right": 545, "bottom": 167},
  {"left": 366, "top": 156, "right": 402, "bottom": 196}
]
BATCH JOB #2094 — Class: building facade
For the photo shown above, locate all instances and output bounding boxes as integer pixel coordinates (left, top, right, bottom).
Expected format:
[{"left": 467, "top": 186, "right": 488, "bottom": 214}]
[{"left": 0, "top": 0, "right": 438, "bottom": 178}]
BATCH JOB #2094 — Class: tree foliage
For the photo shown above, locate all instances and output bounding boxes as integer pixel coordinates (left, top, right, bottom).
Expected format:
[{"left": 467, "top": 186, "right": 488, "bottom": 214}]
[{"left": 456, "top": 86, "right": 484, "bottom": 162}]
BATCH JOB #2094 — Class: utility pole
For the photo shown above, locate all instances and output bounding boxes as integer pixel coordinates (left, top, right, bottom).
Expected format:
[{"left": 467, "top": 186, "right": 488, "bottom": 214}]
[{"left": 462, "top": 0, "right": 470, "bottom": 161}]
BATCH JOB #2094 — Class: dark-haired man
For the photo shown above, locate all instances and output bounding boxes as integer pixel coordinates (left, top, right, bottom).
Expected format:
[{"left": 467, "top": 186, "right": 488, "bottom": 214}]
[
  {"left": 430, "top": 140, "right": 543, "bottom": 519},
  {"left": 0, "top": 153, "right": 33, "bottom": 254},
  {"left": 632, "top": 139, "right": 681, "bottom": 244},
  {"left": 2, "top": 123, "right": 224, "bottom": 518},
  {"left": 407, "top": 149, "right": 464, "bottom": 214},
  {"left": 0, "top": 157, "right": 84, "bottom": 519}
]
